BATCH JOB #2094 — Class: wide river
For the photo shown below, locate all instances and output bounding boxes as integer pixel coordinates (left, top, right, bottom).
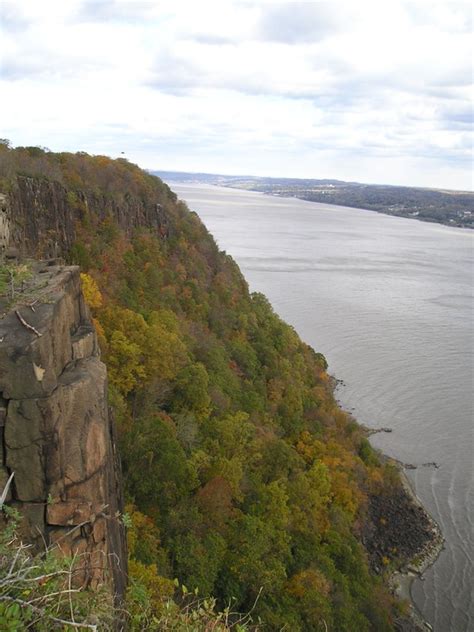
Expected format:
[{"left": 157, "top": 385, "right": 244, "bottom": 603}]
[{"left": 171, "top": 183, "right": 473, "bottom": 632}]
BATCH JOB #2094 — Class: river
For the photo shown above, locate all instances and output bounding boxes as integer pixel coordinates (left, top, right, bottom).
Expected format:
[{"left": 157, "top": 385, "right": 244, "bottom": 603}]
[{"left": 170, "top": 183, "right": 473, "bottom": 632}]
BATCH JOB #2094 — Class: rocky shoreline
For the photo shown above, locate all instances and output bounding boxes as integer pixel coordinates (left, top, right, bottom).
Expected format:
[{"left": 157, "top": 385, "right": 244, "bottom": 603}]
[
  {"left": 332, "top": 378, "right": 444, "bottom": 630},
  {"left": 390, "top": 469, "right": 444, "bottom": 632},
  {"left": 363, "top": 456, "right": 444, "bottom": 632}
]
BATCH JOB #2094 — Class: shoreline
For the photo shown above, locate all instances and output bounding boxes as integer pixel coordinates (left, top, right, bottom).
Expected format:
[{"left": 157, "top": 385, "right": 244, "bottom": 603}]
[
  {"left": 390, "top": 466, "right": 444, "bottom": 632},
  {"left": 332, "top": 378, "right": 444, "bottom": 631},
  {"left": 213, "top": 184, "right": 474, "bottom": 230}
]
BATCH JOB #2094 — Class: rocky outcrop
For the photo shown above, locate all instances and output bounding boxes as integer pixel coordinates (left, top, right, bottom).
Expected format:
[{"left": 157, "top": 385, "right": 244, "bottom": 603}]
[
  {"left": 363, "top": 480, "right": 442, "bottom": 575},
  {"left": 0, "top": 172, "right": 166, "bottom": 606},
  {"left": 362, "top": 472, "right": 443, "bottom": 632},
  {"left": 5, "top": 175, "right": 170, "bottom": 259},
  {"left": 0, "top": 263, "right": 126, "bottom": 600}
]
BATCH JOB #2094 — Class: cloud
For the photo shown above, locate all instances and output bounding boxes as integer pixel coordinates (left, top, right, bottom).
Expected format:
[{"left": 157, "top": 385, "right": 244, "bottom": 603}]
[
  {"left": 0, "top": 2, "right": 32, "bottom": 32},
  {"left": 75, "top": 1, "right": 157, "bottom": 24},
  {"left": 187, "top": 33, "right": 237, "bottom": 46},
  {"left": 404, "top": 2, "right": 473, "bottom": 33},
  {"left": 0, "top": 1, "right": 472, "bottom": 190},
  {"left": 1, "top": 56, "right": 60, "bottom": 81},
  {"left": 437, "top": 105, "right": 473, "bottom": 132},
  {"left": 257, "top": 2, "right": 347, "bottom": 43},
  {"left": 146, "top": 40, "right": 356, "bottom": 102}
]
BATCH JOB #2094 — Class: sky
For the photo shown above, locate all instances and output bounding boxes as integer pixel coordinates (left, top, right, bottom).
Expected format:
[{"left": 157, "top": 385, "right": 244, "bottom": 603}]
[{"left": 0, "top": 1, "right": 472, "bottom": 190}]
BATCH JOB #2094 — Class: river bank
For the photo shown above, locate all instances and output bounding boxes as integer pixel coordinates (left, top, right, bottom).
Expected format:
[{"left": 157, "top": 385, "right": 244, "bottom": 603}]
[
  {"left": 390, "top": 468, "right": 444, "bottom": 632},
  {"left": 362, "top": 451, "right": 444, "bottom": 631},
  {"left": 334, "top": 380, "right": 444, "bottom": 630}
]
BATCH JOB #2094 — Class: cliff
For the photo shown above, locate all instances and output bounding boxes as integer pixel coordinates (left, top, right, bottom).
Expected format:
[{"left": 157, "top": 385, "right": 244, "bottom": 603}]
[
  {"left": 0, "top": 259, "right": 127, "bottom": 600},
  {"left": 0, "top": 148, "right": 439, "bottom": 631},
  {"left": 0, "top": 167, "right": 174, "bottom": 617},
  {"left": 2, "top": 174, "right": 170, "bottom": 260}
]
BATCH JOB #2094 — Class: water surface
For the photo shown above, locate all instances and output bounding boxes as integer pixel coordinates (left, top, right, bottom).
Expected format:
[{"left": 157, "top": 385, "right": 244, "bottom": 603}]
[{"left": 172, "top": 184, "right": 473, "bottom": 632}]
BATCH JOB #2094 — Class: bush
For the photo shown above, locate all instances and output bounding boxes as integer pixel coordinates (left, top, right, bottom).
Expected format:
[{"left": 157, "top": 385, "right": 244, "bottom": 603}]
[{"left": 0, "top": 505, "right": 114, "bottom": 630}]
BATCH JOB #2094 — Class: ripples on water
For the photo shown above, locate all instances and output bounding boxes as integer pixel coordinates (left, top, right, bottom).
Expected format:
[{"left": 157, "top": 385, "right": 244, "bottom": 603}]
[{"left": 173, "top": 184, "right": 474, "bottom": 632}]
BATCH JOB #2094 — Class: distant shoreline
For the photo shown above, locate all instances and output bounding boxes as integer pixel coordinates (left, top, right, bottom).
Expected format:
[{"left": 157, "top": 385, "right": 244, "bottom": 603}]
[
  {"left": 226, "top": 186, "right": 474, "bottom": 231},
  {"left": 154, "top": 171, "right": 474, "bottom": 230}
]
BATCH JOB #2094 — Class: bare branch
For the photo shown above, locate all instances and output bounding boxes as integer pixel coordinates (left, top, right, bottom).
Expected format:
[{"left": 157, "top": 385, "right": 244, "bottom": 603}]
[
  {"left": 0, "top": 471, "right": 15, "bottom": 509},
  {"left": 69, "top": 552, "right": 77, "bottom": 624},
  {"left": 15, "top": 310, "right": 42, "bottom": 337},
  {"left": 27, "top": 587, "right": 82, "bottom": 604},
  {"left": 0, "top": 596, "right": 98, "bottom": 630}
]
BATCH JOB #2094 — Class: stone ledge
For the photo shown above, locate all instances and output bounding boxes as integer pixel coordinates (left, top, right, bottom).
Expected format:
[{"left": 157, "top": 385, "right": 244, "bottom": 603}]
[{"left": 0, "top": 265, "right": 90, "bottom": 399}]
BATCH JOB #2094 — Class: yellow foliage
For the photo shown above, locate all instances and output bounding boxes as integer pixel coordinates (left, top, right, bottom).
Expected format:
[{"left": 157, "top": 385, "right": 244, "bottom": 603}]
[
  {"left": 319, "top": 370, "right": 330, "bottom": 383},
  {"left": 367, "top": 466, "right": 384, "bottom": 490},
  {"left": 97, "top": 307, "right": 188, "bottom": 396},
  {"left": 295, "top": 433, "right": 366, "bottom": 520},
  {"left": 128, "top": 559, "right": 174, "bottom": 604},
  {"left": 143, "top": 313, "right": 188, "bottom": 381},
  {"left": 80, "top": 273, "right": 103, "bottom": 309},
  {"left": 126, "top": 505, "right": 161, "bottom": 558},
  {"left": 328, "top": 469, "right": 362, "bottom": 519},
  {"left": 92, "top": 317, "right": 106, "bottom": 350},
  {"left": 287, "top": 568, "right": 330, "bottom": 600},
  {"left": 176, "top": 263, "right": 187, "bottom": 281},
  {"left": 285, "top": 568, "right": 332, "bottom": 624},
  {"left": 289, "top": 463, "right": 332, "bottom": 536},
  {"left": 92, "top": 317, "right": 105, "bottom": 340},
  {"left": 295, "top": 432, "right": 326, "bottom": 465},
  {"left": 106, "top": 330, "right": 146, "bottom": 395}
]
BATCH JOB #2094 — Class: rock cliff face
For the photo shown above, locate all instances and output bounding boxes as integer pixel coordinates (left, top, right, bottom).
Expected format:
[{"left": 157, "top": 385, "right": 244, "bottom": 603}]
[
  {"left": 0, "top": 261, "right": 127, "bottom": 600},
  {"left": 4, "top": 175, "right": 170, "bottom": 259},
  {"left": 0, "top": 174, "right": 168, "bottom": 599}
]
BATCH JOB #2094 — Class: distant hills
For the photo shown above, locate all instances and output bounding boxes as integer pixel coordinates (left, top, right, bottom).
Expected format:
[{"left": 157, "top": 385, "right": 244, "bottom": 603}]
[{"left": 153, "top": 170, "right": 474, "bottom": 229}]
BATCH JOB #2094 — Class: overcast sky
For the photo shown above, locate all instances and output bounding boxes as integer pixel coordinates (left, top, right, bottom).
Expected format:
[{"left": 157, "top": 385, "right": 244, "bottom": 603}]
[{"left": 0, "top": 1, "right": 472, "bottom": 189}]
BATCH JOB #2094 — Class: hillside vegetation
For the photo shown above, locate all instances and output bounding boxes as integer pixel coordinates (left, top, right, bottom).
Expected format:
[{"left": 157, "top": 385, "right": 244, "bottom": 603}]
[{"left": 0, "top": 144, "right": 405, "bottom": 630}]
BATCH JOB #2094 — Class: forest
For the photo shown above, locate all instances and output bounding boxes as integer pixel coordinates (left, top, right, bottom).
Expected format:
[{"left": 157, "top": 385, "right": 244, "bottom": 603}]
[{"left": 0, "top": 143, "right": 412, "bottom": 630}]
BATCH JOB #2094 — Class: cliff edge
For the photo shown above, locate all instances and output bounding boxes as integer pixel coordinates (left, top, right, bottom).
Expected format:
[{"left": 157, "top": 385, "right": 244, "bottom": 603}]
[
  {"left": 0, "top": 260, "right": 127, "bottom": 601},
  {"left": 1, "top": 174, "right": 169, "bottom": 260}
]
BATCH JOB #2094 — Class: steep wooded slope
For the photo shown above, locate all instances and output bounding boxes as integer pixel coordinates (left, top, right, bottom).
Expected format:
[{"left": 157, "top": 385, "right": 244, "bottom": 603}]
[{"left": 0, "top": 144, "right": 409, "bottom": 631}]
